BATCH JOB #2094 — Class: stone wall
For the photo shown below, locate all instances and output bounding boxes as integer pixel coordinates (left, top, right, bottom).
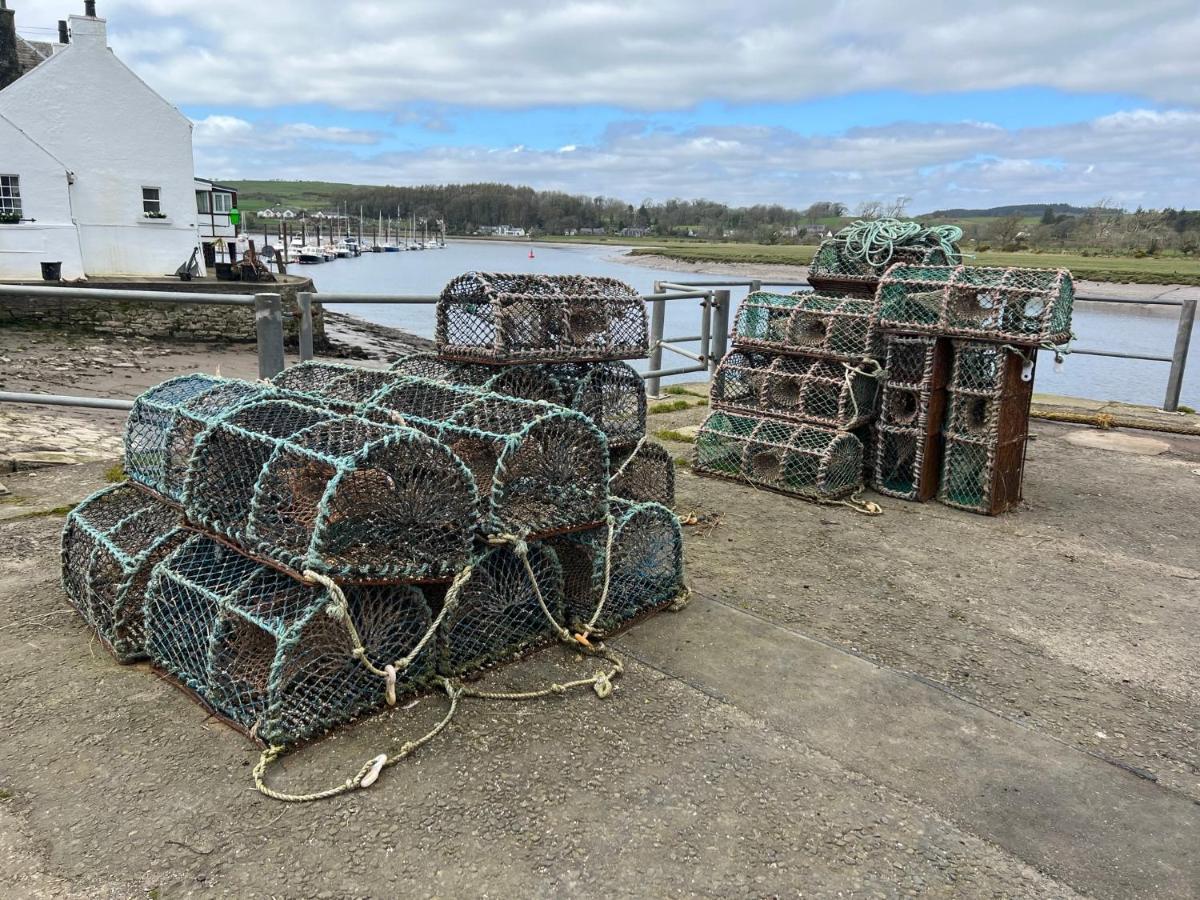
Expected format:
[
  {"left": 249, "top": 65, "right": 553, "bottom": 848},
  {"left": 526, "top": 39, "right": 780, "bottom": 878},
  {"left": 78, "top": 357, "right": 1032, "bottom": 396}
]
[{"left": 0, "top": 276, "right": 324, "bottom": 345}]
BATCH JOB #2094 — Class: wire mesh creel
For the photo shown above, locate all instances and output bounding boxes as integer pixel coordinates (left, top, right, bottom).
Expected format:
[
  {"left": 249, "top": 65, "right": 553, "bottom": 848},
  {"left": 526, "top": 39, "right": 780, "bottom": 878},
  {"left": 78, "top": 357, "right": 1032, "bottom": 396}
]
[
  {"left": 61, "top": 483, "right": 187, "bottom": 663},
  {"left": 693, "top": 411, "right": 864, "bottom": 500},
  {"left": 877, "top": 265, "right": 1074, "bottom": 346},
  {"left": 184, "top": 398, "right": 479, "bottom": 582},
  {"left": 390, "top": 353, "right": 648, "bottom": 450},
  {"left": 360, "top": 376, "right": 610, "bottom": 539},
  {"left": 808, "top": 235, "right": 959, "bottom": 292},
  {"left": 436, "top": 272, "right": 649, "bottom": 363},
  {"left": 544, "top": 500, "right": 685, "bottom": 636},
  {"left": 610, "top": 439, "right": 675, "bottom": 508},
  {"left": 732, "top": 291, "right": 879, "bottom": 362},
  {"left": 144, "top": 533, "right": 434, "bottom": 746},
  {"left": 711, "top": 349, "right": 880, "bottom": 429}
]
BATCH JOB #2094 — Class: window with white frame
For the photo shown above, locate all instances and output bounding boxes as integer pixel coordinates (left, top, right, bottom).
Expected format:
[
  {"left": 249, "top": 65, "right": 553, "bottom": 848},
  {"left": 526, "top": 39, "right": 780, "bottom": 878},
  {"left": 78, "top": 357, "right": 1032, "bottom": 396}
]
[
  {"left": 0, "top": 175, "right": 22, "bottom": 220},
  {"left": 196, "top": 190, "right": 211, "bottom": 214},
  {"left": 213, "top": 192, "right": 232, "bottom": 214},
  {"left": 142, "top": 187, "right": 162, "bottom": 215}
]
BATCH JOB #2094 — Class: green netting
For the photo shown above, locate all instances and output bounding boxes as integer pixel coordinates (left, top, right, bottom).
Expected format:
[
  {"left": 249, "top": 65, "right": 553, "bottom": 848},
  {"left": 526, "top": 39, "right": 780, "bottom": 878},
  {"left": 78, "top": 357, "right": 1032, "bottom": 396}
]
[
  {"left": 272, "top": 361, "right": 394, "bottom": 404},
  {"left": 543, "top": 500, "right": 685, "bottom": 635},
  {"left": 125, "top": 374, "right": 274, "bottom": 502},
  {"left": 693, "top": 411, "right": 864, "bottom": 500},
  {"left": 711, "top": 349, "right": 880, "bottom": 429},
  {"left": 361, "top": 377, "right": 609, "bottom": 539},
  {"left": 145, "top": 533, "right": 434, "bottom": 745},
  {"left": 871, "top": 424, "right": 934, "bottom": 501},
  {"left": 184, "top": 398, "right": 479, "bottom": 582},
  {"left": 807, "top": 220, "right": 962, "bottom": 293},
  {"left": 436, "top": 272, "right": 648, "bottom": 362},
  {"left": 937, "top": 436, "right": 995, "bottom": 513},
  {"left": 882, "top": 334, "right": 943, "bottom": 389},
  {"left": 389, "top": 354, "right": 647, "bottom": 450},
  {"left": 732, "top": 291, "right": 879, "bottom": 362},
  {"left": 948, "top": 339, "right": 1034, "bottom": 396},
  {"left": 610, "top": 439, "right": 675, "bottom": 508},
  {"left": 878, "top": 265, "right": 1073, "bottom": 345},
  {"left": 435, "top": 544, "right": 564, "bottom": 676},
  {"left": 60, "top": 483, "right": 187, "bottom": 662}
]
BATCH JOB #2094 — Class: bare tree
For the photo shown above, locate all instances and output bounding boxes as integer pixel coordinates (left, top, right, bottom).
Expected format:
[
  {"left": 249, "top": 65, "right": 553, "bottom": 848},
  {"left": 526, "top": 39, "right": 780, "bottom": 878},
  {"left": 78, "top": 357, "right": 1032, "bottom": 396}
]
[
  {"left": 884, "top": 196, "right": 912, "bottom": 218},
  {"left": 856, "top": 200, "right": 883, "bottom": 220},
  {"left": 989, "top": 214, "right": 1023, "bottom": 251}
]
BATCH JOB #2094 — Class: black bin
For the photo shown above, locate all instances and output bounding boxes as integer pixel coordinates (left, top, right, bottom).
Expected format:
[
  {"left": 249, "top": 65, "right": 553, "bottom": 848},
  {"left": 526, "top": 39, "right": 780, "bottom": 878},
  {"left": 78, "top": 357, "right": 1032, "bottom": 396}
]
[{"left": 40, "top": 261, "right": 62, "bottom": 281}]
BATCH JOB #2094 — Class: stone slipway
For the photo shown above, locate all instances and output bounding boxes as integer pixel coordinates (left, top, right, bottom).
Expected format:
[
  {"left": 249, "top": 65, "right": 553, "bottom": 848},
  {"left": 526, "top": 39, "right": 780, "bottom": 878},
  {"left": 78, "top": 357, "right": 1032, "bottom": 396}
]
[{"left": 618, "top": 597, "right": 1200, "bottom": 898}]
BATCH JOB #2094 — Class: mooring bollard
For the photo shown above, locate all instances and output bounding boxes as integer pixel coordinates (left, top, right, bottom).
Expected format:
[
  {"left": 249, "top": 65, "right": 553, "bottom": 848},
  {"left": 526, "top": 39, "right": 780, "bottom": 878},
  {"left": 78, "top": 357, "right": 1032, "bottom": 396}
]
[{"left": 254, "top": 293, "right": 286, "bottom": 379}]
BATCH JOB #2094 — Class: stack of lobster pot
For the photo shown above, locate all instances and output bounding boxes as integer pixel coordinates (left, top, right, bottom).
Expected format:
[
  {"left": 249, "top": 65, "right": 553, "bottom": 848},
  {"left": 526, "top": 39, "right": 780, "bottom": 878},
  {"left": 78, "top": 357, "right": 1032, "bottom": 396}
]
[
  {"left": 59, "top": 272, "right": 687, "bottom": 752},
  {"left": 694, "top": 220, "right": 962, "bottom": 502},
  {"left": 876, "top": 264, "right": 1073, "bottom": 514}
]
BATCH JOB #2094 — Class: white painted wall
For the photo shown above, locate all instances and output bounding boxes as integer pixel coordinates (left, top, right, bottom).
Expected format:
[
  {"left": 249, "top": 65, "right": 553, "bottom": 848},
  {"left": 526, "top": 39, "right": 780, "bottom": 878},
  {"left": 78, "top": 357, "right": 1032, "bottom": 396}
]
[
  {"left": 0, "top": 14, "right": 202, "bottom": 278},
  {"left": 0, "top": 112, "right": 85, "bottom": 278}
]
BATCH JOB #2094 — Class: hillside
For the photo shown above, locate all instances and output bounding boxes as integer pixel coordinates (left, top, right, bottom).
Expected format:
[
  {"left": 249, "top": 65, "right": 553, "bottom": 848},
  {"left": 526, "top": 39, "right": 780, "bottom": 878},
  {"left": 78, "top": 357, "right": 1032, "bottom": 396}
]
[
  {"left": 923, "top": 203, "right": 1090, "bottom": 219},
  {"left": 222, "top": 180, "right": 354, "bottom": 214}
]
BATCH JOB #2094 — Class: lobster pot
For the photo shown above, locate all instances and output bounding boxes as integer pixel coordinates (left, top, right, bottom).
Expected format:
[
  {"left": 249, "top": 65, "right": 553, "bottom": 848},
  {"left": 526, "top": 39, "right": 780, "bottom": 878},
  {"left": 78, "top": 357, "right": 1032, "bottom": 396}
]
[
  {"left": 543, "top": 500, "right": 685, "bottom": 635},
  {"left": 938, "top": 341, "right": 1035, "bottom": 515},
  {"left": 711, "top": 349, "right": 879, "bottom": 429},
  {"left": 60, "top": 483, "right": 187, "bottom": 662},
  {"left": 878, "top": 265, "right": 1073, "bottom": 346},
  {"left": 389, "top": 355, "right": 647, "bottom": 450},
  {"left": 808, "top": 236, "right": 958, "bottom": 294},
  {"left": 693, "top": 411, "right": 864, "bottom": 500},
  {"left": 145, "top": 534, "right": 434, "bottom": 745},
  {"left": 436, "top": 272, "right": 648, "bottom": 363},
  {"left": 610, "top": 439, "right": 675, "bottom": 507},
  {"left": 870, "top": 335, "right": 951, "bottom": 501},
  {"left": 435, "top": 544, "right": 564, "bottom": 676},
  {"left": 732, "top": 291, "right": 879, "bottom": 362},
  {"left": 362, "top": 378, "right": 609, "bottom": 538},
  {"left": 272, "top": 361, "right": 394, "bottom": 405},
  {"left": 185, "top": 399, "right": 478, "bottom": 581},
  {"left": 125, "top": 375, "right": 272, "bottom": 502}
]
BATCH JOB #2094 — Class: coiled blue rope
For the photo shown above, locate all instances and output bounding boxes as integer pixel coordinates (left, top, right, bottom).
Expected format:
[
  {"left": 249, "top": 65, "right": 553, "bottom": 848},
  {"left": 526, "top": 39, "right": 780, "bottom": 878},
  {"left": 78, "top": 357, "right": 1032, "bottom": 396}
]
[{"left": 832, "top": 218, "right": 963, "bottom": 267}]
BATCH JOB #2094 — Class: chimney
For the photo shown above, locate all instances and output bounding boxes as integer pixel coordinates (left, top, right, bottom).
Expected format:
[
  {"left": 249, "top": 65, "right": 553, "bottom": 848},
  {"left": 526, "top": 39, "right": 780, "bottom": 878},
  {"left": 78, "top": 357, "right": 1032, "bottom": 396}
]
[
  {"left": 84, "top": 0, "right": 95, "bottom": 16},
  {"left": 0, "top": 1, "right": 20, "bottom": 93},
  {"left": 68, "top": 3, "right": 105, "bottom": 47},
  {"left": 58, "top": 19, "right": 68, "bottom": 43}
]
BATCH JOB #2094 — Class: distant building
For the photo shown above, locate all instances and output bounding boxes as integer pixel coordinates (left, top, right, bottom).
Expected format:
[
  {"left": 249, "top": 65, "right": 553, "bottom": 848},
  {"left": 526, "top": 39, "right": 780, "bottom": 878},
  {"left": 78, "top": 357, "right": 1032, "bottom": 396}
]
[
  {"left": 195, "top": 177, "right": 238, "bottom": 265},
  {"left": 0, "top": 2, "right": 203, "bottom": 279},
  {"left": 478, "top": 224, "right": 527, "bottom": 237},
  {"left": 619, "top": 226, "right": 650, "bottom": 238},
  {"left": 578, "top": 226, "right": 607, "bottom": 236}
]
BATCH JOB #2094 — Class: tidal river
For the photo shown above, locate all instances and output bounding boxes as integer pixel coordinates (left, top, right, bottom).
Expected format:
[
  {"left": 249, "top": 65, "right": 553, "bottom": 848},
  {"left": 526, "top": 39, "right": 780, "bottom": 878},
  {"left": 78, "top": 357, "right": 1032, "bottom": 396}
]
[{"left": 303, "top": 239, "right": 1197, "bottom": 409}]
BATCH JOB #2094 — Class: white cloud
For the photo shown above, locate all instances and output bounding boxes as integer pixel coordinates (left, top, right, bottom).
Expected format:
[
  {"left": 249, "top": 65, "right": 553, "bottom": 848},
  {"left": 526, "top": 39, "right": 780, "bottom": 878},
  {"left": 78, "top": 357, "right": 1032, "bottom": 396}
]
[
  {"left": 13, "top": 0, "right": 1200, "bottom": 108},
  {"left": 194, "top": 108, "right": 1200, "bottom": 211},
  {"left": 191, "top": 115, "right": 381, "bottom": 149}
]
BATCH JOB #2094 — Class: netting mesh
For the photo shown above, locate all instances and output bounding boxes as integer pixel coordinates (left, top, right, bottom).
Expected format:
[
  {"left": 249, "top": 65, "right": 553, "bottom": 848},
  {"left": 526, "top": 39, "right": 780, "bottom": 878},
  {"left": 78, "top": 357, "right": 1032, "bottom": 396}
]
[
  {"left": 125, "top": 375, "right": 274, "bottom": 502},
  {"left": 271, "top": 361, "right": 393, "bottom": 405},
  {"left": 693, "top": 411, "right": 864, "bottom": 500},
  {"left": 60, "top": 483, "right": 187, "bottom": 662},
  {"left": 388, "top": 355, "right": 647, "bottom": 450},
  {"left": 610, "top": 439, "right": 675, "bottom": 507},
  {"left": 362, "top": 379, "right": 609, "bottom": 538},
  {"left": 711, "top": 349, "right": 879, "bottom": 428},
  {"left": 436, "top": 272, "right": 648, "bottom": 362},
  {"left": 808, "top": 236, "right": 958, "bottom": 290},
  {"left": 436, "top": 545, "right": 563, "bottom": 676},
  {"left": 937, "top": 339, "right": 1034, "bottom": 515},
  {"left": 544, "top": 500, "right": 684, "bottom": 635},
  {"left": 878, "top": 265, "right": 1074, "bottom": 345},
  {"left": 184, "top": 398, "right": 479, "bottom": 581},
  {"left": 732, "top": 291, "right": 879, "bottom": 362},
  {"left": 145, "top": 533, "right": 434, "bottom": 744}
]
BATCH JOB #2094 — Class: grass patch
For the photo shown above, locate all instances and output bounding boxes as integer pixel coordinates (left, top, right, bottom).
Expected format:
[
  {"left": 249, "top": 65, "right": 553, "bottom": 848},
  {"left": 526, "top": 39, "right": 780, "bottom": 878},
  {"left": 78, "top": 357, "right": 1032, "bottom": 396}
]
[
  {"left": 673, "top": 456, "right": 693, "bottom": 469},
  {"left": 649, "top": 399, "right": 692, "bottom": 414},
  {"left": 8, "top": 503, "right": 76, "bottom": 521},
  {"left": 105, "top": 463, "right": 125, "bottom": 483},
  {"left": 662, "top": 385, "right": 696, "bottom": 396},
  {"left": 655, "top": 428, "right": 696, "bottom": 444},
  {"left": 0, "top": 788, "right": 12, "bottom": 800},
  {"left": 1177, "top": 405, "right": 1196, "bottom": 415}
]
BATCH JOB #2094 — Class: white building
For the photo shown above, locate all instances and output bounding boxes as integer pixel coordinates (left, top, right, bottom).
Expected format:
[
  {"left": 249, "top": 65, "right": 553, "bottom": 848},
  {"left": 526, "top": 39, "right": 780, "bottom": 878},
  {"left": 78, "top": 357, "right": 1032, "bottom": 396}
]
[
  {"left": 195, "top": 176, "right": 238, "bottom": 265},
  {"left": 0, "top": 2, "right": 202, "bottom": 279}
]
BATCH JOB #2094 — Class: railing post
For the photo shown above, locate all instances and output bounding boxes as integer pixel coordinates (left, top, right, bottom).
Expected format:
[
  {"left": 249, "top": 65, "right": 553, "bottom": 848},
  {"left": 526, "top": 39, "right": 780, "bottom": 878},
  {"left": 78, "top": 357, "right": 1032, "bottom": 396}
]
[
  {"left": 749, "top": 279, "right": 761, "bottom": 295},
  {"left": 709, "top": 289, "right": 731, "bottom": 375},
  {"left": 297, "top": 291, "right": 315, "bottom": 363},
  {"left": 254, "top": 292, "right": 285, "bottom": 380},
  {"left": 1163, "top": 296, "right": 1196, "bottom": 412},
  {"left": 647, "top": 281, "right": 665, "bottom": 397}
]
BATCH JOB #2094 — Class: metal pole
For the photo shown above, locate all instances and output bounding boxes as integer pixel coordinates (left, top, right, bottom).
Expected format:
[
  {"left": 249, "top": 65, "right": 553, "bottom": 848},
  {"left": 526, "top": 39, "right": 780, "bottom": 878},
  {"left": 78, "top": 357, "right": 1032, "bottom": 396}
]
[
  {"left": 698, "top": 291, "right": 713, "bottom": 371},
  {"left": 647, "top": 281, "right": 665, "bottom": 397},
  {"left": 1163, "top": 296, "right": 1196, "bottom": 412},
  {"left": 710, "top": 289, "right": 731, "bottom": 374},
  {"left": 0, "top": 391, "right": 134, "bottom": 411},
  {"left": 297, "top": 292, "right": 315, "bottom": 363},
  {"left": 254, "top": 293, "right": 285, "bottom": 379}
]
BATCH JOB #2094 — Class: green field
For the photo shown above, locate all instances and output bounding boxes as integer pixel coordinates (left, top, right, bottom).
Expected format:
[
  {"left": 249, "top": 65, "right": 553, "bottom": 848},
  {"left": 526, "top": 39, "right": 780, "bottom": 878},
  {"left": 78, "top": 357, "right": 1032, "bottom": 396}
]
[
  {"left": 225, "top": 180, "right": 349, "bottom": 214},
  {"left": 619, "top": 242, "right": 1200, "bottom": 286}
]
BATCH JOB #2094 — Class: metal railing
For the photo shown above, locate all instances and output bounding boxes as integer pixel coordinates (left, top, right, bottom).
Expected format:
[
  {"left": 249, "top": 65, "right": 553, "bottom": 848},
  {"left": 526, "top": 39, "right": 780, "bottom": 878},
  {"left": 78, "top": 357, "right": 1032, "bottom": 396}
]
[{"left": 0, "top": 279, "right": 1195, "bottom": 413}]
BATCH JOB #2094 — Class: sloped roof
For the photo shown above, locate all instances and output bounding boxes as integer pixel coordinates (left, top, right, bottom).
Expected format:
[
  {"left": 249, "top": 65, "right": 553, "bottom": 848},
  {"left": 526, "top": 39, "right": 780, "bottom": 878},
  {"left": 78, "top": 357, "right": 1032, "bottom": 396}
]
[{"left": 14, "top": 36, "right": 53, "bottom": 78}]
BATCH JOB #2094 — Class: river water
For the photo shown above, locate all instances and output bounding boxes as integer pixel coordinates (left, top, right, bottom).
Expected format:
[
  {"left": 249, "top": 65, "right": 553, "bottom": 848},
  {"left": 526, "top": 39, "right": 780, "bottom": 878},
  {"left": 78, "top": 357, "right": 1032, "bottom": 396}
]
[{"left": 303, "top": 239, "right": 1197, "bottom": 408}]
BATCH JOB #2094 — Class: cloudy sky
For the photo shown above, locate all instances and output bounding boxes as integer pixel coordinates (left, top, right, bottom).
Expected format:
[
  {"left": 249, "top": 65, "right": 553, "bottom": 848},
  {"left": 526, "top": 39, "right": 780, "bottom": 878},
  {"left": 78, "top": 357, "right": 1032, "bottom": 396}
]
[{"left": 15, "top": 0, "right": 1200, "bottom": 211}]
